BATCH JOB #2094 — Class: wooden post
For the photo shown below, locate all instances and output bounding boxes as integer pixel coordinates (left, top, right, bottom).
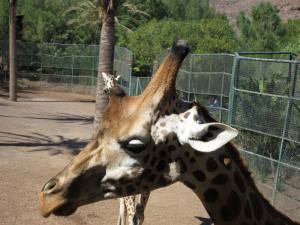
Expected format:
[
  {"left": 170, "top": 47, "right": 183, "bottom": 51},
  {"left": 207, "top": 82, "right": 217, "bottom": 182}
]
[{"left": 9, "top": 0, "right": 17, "bottom": 101}]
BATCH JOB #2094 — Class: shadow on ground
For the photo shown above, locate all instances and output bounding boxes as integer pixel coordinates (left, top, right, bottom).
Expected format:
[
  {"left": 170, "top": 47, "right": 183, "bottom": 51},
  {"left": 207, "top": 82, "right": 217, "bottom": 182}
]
[
  {"left": 0, "top": 102, "right": 10, "bottom": 107},
  {"left": 0, "top": 84, "right": 95, "bottom": 102},
  {"left": 0, "top": 131, "right": 88, "bottom": 155},
  {"left": 0, "top": 112, "right": 93, "bottom": 125}
]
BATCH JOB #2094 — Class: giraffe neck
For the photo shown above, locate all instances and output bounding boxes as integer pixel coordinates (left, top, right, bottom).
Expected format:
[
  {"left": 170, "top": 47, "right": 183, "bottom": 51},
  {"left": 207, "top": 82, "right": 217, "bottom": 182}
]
[{"left": 182, "top": 144, "right": 299, "bottom": 225}]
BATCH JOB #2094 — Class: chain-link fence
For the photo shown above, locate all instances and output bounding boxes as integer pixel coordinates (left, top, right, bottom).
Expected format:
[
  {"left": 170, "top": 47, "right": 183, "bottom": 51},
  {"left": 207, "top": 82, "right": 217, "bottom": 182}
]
[
  {"left": 154, "top": 50, "right": 234, "bottom": 123},
  {"left": 153, "top": 50, "right": 300, "bottom": 221},
  {"left": 229, "top": 53, "right": 300, "bottom": 220},
  {"left": 0, "top": 41, "right": 133, "bottom": 95}
]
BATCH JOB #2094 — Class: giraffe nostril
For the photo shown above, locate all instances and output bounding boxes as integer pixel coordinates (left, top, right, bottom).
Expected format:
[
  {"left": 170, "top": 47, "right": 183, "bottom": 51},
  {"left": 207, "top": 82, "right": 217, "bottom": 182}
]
[{"left": 43, "top": 179, "right": 58, "bottom": 193}]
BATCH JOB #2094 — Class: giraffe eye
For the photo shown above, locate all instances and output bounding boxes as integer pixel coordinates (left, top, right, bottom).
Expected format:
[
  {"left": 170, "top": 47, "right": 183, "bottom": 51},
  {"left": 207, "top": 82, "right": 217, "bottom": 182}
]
[{"left": 120, "top": 139, "right": 146, "bottom": 154}]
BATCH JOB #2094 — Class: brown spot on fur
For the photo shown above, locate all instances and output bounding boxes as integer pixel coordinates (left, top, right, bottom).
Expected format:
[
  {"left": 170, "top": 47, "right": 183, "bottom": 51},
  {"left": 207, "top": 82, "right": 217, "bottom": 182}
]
[
  {"left": 219, "top": 154, "right": 231, "bottom": 170},
  {"left": 176, "top": 157, "right": 187, "bottom": 174},
  {"left": 224, "top": 158, "right": 232, "bottom": 166},
  {"left": 203, "top": 188, "right": 219, "bottom": 203},
  {"left": 184, "top": 112, "right": 191, "bottom": 118},
  {"left": 193, "top": 170, "right": 206, "bottom": 182},
  {"left": 161, "top": 129, "right": 168, "bottom": 137},
  {"left": 190, "top": 157, "right": 196, "bottom": 163},
  {"left": 142, "top": 122, "right": 150, "bottom": 129},
  {"left": 160, "top": 122, "right": 166, "bottom": 127},
  {"left": 193, "top": 114, "right": 199, "bottom": 122},
  {"left": 206, "top": 157, "right": 218, "bottom": 172},
  {"left": 156, "top": 160, "right": 167, "bottom": 172},
  {"left": 212, "top": 174, "right": 228, "bottom": 185}
]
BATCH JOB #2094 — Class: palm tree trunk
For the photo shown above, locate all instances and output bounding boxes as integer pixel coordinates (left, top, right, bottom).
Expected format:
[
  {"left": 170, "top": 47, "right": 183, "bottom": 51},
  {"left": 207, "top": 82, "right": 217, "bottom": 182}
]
[
  {"left": 9, "top": 0, "right": 17, "bottom": 101},
  {"left": 94, "top": 0, "right": 118, "bottom": 134}
]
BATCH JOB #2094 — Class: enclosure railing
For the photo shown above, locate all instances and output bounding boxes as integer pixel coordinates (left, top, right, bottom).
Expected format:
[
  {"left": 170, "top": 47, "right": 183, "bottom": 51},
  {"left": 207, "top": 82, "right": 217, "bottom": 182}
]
[
  {"left": 228, "top": 53, "right": 300, "bottom": 218},
  {"left": 0, "top": 41, "right": 133, "bottom": 95},
  {"left": 153, "top": 50, "right": 300, "bottom": 221},
  {"left": 154, "top": 50, "right": 234, "bottom": 123}
]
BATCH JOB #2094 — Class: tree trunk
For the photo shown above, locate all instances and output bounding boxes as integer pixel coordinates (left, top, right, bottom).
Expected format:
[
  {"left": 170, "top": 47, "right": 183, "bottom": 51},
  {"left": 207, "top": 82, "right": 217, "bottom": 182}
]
[
  {"left": 8, "top": 0, "right": 17, "bottom": 101},
  {"left": 94, "top": 0, "right": 118, "bottom": 134}
]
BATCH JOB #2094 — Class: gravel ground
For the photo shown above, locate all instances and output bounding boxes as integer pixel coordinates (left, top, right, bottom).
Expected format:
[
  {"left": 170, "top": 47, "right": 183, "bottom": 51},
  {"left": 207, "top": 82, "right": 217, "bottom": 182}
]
[{"left": 0, "top": 90, "right": 211, "bottom": 225}]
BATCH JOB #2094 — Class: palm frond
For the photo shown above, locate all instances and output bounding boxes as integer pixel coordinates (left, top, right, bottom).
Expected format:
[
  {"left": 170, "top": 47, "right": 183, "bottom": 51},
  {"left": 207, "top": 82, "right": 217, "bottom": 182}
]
[
  {"left": 65, "top": 0, "right": 149, "bottom": 31},
  {"left": 122, "top": 2, "right": 150, "bottom": 17},
  {"left": 114, "top": 16, "right": 132, "bottom": 32}
]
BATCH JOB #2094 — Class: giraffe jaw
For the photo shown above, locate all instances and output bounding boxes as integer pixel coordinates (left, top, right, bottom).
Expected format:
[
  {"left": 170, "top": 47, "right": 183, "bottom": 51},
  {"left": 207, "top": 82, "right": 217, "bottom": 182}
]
[
  {"left": 39, "top": 192, "right": 77, "bottom": 217},
  {"left": 52, "top": 204, "right": 77, "bottom": 216}
]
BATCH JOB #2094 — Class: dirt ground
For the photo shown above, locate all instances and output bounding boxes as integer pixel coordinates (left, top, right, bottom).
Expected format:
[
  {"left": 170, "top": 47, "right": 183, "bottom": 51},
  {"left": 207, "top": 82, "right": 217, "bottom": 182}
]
[{"left": 0, "top": 90, "right": 212, "bottom": 225}]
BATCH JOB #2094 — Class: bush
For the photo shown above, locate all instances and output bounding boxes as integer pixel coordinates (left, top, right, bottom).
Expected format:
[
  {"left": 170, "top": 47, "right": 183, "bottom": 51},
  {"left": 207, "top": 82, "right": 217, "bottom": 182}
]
[
  {"left": 280, "top": 19, "right": 300, "bottom": 55},
  {"left": 124, "top": 18, "right": 237, "bottom": 75},
  {"left": 237, "top": 2, "right": 287, "bottom": 51}
]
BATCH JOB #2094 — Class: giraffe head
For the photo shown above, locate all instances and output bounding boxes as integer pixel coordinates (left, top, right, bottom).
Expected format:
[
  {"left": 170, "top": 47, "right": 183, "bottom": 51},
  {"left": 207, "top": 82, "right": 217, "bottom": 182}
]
[{"left": 39, "top": 40, "right": 238, "bottom": 218}]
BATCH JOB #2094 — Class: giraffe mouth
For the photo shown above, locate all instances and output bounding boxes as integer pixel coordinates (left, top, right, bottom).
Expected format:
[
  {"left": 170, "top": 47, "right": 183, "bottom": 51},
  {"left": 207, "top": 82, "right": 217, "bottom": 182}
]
[
  {"left": 52, "top": 203, "right": 77, "bottom": 216},
  {"left": 39, "top": 192, "right": 77, "bottom": 217}
]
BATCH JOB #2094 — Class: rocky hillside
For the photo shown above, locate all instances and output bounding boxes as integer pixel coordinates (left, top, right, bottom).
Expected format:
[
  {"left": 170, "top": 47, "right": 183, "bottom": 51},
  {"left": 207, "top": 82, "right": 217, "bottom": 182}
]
[{"left": 210, "top": 0, "right": 300, "bottom": 22}]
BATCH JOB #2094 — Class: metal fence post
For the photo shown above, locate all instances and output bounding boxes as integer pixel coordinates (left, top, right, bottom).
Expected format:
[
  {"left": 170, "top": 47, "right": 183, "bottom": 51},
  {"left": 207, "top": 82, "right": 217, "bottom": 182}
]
[
  {"left": 228, "top": 53, "right": 240, "bottom": 125},
  {"left": 40, "top": 51, "right": 43, "bottom": 88},
  {"left": 188, "top": 55, "right": 192, "bottom": 101},
  {"left": 71, "top": 55, "right": 74, "bottom": 90},
  {"left": 136, "top": 77, "right": 140, "bottom": 96},
  {"left": 219, "top": 55, "right": 226, "bottom": 122},
  {"left": 128, "top": 57, "right": 132, "bottom": 96},
  {"left": 219, "top": 69, "right": 225, "bottom": 122}
]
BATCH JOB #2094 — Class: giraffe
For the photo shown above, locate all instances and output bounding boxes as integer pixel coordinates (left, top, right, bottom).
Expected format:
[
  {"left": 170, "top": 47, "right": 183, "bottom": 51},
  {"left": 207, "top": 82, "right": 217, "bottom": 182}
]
[
  {"left": 118, "top": 192, "right": 150, "bottom": 225},
  {"left": 102, "top": 72, "right": 150, "bottom": 225},
  {"left": 39, "top": 40, "right": 300, "bottom": 225}
]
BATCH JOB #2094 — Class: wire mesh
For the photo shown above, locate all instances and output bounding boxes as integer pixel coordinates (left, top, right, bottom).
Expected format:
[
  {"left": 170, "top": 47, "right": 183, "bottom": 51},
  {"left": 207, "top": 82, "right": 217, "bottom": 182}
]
[
  {"left": 154, "top": 50, "right": 234, "bottom": 122},
  {"left": 0, "top": 41, "right": 133, "bottom": 95},
  {"left": 231, "top": 54, "right": 300, "bottom": 220}
]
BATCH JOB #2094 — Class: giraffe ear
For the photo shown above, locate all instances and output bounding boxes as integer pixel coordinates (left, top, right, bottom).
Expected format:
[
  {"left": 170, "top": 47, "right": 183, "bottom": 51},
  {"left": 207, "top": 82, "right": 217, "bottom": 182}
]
[{"left": 179, "top": 123, "right": 238, "bottom": 153}]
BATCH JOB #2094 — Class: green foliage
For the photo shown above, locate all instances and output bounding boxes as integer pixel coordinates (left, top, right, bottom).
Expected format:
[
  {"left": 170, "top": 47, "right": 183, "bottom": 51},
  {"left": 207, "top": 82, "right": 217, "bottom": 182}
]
[
  {"left": 18, "top": 0, "right": 99, "bottom": 44},
  {"left": 162, "top": 0, "right": 216, "bottom": 20},
  {"left": 281, "top": 19, "right": 300, "bottom": 55},
  {"left": 124, "top": 18, "right": 237, "bottom": 75},
  {"left": 2, "top": 0, "right": 298, "bottom": 72},
  {"left": 237, "top": 2, "right": 287, "bottom": 51},
  {"left": 125, "top": 0, "right": 168, "bottom": 21},
  {"left": 0, "top": 0, "right": 8, "bottom": 40}
]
